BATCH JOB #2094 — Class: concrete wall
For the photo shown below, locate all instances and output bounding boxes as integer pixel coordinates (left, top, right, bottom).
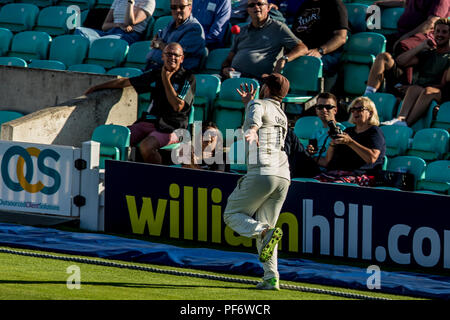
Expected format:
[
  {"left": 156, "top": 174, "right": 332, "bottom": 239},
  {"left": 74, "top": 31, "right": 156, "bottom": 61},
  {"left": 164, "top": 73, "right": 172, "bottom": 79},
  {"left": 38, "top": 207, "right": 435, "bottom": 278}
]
[
  {"left": 0, "top": 65, "right": 121, "bottom": 114},
  {"left": 0, "top": 66, "right": 138, "bottom": 147},
  {"left": 1, "top": 89, "right": 137, "bottom": 147}
]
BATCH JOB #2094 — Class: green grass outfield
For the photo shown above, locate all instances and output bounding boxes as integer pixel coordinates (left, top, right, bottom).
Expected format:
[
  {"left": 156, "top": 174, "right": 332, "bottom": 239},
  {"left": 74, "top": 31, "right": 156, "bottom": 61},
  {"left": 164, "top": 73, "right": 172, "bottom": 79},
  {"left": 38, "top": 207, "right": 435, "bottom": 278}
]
[{"left": 0, "top": 247, "right": 421, "bottom": 300}]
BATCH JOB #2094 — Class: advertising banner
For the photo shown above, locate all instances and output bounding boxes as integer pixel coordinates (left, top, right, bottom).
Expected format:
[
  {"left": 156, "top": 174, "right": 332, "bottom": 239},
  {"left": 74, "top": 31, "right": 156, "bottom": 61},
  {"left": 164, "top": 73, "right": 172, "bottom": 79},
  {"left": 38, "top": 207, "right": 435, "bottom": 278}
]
[
  {"left": 104, "top": 160, "right": 450, "bottom": 271},
  {"left": 0, "top": 141, "right": 79, "bottom": 216}
]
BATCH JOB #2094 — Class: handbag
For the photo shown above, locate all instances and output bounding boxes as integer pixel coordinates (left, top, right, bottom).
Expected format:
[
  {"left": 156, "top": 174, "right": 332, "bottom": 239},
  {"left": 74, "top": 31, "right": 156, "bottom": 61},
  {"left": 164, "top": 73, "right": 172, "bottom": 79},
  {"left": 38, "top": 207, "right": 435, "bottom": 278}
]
[{"left": 374, "top": 170, "right": 415, "bottom": 191}]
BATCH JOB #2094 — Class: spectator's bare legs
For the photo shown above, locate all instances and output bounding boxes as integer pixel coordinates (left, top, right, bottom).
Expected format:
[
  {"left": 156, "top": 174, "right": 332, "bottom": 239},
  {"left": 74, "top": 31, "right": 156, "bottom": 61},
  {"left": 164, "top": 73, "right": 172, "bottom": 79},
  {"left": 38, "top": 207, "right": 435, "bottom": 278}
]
[
  {"left": 405, "top": 86, "right": 441, "bottom": 126},
  {"left": 396, "top": 85, "right": 424, "bottom": 121},
  {"left": 139, "top": 136, "right": 162, "bottom": 164},
  {"left": 365, "top": 52, "right": 396, "bottom": 94}
]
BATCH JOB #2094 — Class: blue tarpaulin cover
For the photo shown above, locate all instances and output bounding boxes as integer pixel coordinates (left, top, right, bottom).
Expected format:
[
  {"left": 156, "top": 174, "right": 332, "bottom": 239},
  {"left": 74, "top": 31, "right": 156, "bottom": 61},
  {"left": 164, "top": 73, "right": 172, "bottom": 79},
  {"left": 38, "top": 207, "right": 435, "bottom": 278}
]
[{"left": 0, "top": 223, "right": 449, "bottom": 299}]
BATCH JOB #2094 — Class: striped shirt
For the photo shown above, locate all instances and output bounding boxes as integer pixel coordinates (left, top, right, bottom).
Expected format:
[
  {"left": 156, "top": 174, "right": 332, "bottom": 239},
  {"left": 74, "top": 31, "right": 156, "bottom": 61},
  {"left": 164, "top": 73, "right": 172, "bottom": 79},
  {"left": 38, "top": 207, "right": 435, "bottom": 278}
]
[{"left": 111, "top": 0, "right": 155, "bottom": 33}]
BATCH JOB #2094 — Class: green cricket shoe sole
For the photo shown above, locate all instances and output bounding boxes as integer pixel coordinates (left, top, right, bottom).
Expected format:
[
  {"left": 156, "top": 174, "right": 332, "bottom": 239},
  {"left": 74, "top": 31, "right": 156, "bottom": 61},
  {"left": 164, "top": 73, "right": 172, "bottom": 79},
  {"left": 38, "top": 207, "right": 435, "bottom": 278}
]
[{"left": 259, "top": 227, "right": 283, "bottom": 263}]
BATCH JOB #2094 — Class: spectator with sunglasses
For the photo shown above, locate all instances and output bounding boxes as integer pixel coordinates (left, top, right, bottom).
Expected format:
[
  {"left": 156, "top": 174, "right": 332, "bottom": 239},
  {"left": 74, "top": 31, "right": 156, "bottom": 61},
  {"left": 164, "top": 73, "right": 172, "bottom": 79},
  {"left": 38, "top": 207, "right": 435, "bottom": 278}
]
[
  {"left": 145, "top": 0, "right": 206, "bottom": 72},
  {"left": 306, "top": 92, "right": 345, "bottom": 161},
  {"left": 321, "top": 96, "right": 386, "bottom": 175},
  {"left": 285, "top": 92, "right": 345, "bottom": 178},
  {"left": 221, "top": 0, "right": 307, "bottom": 80}
]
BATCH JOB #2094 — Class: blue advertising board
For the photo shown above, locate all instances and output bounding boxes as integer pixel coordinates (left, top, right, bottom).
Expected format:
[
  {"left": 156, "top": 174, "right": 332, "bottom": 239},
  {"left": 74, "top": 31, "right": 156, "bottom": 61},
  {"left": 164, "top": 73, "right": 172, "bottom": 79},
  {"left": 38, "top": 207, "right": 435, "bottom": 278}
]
[{"left": 104, "top": 160, "right": 450, "bottom": 272}]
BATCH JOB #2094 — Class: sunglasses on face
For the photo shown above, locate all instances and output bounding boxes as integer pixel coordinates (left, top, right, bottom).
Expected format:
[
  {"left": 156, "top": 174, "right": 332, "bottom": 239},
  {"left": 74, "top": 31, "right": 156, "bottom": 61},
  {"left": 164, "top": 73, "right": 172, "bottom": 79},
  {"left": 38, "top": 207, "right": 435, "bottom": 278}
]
[
  {"left": 349, "top": 106, "right": 369, "bottom": 113},
  {"left": 316, "top": 104, "right": 336, "bottom": 110},
  {"left": 170, "top": 4, "right": 190, "bottom": 10},
  {"left": 248, "top": 2, "right": 267, "bottom": 8},
  {"left": 164, "top": 52, "right": 183, "bottom": 58}
]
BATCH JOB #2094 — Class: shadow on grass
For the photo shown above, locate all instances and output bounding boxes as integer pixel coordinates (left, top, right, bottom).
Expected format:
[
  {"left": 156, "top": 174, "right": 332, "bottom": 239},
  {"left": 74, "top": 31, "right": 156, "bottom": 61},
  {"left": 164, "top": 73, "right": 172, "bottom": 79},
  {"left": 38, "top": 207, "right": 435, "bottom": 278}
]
[{"left": 0, "top": 280, "right": 250, "bottom": 290}]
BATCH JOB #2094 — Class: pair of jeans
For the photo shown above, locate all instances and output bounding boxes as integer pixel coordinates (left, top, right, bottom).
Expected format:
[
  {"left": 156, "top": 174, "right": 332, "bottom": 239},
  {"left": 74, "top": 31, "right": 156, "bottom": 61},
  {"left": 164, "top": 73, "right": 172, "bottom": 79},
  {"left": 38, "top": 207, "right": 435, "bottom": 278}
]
[{"left": 74, "top": 26, "right": 142, "bottom": 45}]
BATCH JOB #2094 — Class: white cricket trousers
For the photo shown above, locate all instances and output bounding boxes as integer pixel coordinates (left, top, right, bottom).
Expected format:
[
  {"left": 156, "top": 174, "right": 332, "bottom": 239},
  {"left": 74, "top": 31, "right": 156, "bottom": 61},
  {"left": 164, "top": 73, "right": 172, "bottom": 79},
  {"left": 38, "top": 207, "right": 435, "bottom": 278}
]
[{"left": 223, "top": 174, "right": 290, "bottom": 280}]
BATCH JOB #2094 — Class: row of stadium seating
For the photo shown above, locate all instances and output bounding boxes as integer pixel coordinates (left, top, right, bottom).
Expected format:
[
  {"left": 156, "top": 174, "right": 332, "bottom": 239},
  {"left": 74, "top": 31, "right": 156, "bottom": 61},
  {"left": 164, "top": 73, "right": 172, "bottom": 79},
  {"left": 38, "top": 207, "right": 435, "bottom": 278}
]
[
  {"left": 0, "top": 27, "right": 388, "bottom": 97},
  {"left": 0, "top": 0, "right": 172, "bottom": 14},
  {"left": 89, "top": 122, "right": 450, "bottom": 195},
  {"left": 0, "top": 0, "right": 404, "bottom": 37}
]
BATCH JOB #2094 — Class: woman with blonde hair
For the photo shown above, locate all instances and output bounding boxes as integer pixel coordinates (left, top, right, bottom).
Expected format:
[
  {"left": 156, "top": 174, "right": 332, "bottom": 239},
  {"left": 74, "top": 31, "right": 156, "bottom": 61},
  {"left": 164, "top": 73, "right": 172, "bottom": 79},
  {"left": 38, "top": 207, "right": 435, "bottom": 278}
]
[{"left": 320, "top": 96, "right": 386, "bottom": 174}]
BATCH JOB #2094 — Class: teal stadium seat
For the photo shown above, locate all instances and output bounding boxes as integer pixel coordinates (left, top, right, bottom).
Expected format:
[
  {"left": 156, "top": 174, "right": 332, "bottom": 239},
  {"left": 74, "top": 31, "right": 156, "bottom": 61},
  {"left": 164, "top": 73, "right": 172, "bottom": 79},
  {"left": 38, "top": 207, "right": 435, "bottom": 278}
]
[
  {"left": 431, "top": 101, "right": 450, "bottom": 131},
  {"left": 153, "top": 0, "right": 170, "bottom": 18},
  {"left": 91, "top": 124, "right": 131, "bottom": 169},
  {"left": 16, "top": 0, "right": 54, "bottom": 8},
  {"left": 212, "top": 77, "right": 260, "bottom": 138},
  {"left": 28, "top": 59, "right": 66, "bottom": 70},
  {"left": 365, "top": 92, "right": 397, "bottom": 122},
  {"left": 7, "top": 31, "right": 51, "bottom": 62},
  {"left": 150, "top": 15, "right": 172, "bottom": 38},
  {"left": 0, "top": 27, "right": 13, "bottom": 56},
  {"left": 0, "top": 110, "right": 24, "bottom": 135},
  {"left": 143, "top": 16, "right": 155, "bottom": 39},
  {"left": 33, "top": 6, "right": 71, "bottom": 36},
  {"left": 340, "top": 32, "right": 386, "bottom": 96},
  {"left": 293, "top": 116, "right": 322, "bottom": 146},
  {"left": 416, "top": 160, "right": 450, "bottom": 194},
  {"left": 48, "top": 35, "right": 89, "bottom": 68},
  {"left": 0, "top": 3, "right": 39, "bottom": 32},
  {"left": 387, "top": 155, "right": 426, "bottom": 189},
  {"left": 406, "top": 128, "right": 450, "bottom": 161},
  {"left": 124, "top": 40, "right": 151, "bottom": 69},
  {"left": 58, "top": 0, "right": 95, "bottom": 11},
  {"left": 345, "top": 3, "right": 369, "bottom": 34},
  {"left": 68, "top": 63, "right": 106, "bottom": 74},
  {"left": 160, "top": 106, "right": 196, "bottom": 154},
  {"left": 0, "top": 56, "right": 28, "bottom": 67},
  {"left": 203, "top": 47, "right": 230, "bottom": 74},
  {"left": 282, "top": 56, "right": 323, "bottom": 104},
  {"left": 107, "top": 67, "right": 143, "bottom": 77},
  {"left": 380, "top": 125, "right": 413, "bottom": 157},
  {"left": 85, "top": 38, "right": 129, "bottom": 69},
  {"left": 193, "top": 74, "right": 221, "bottom": 121},
  {"left": 379, "top": 7, "right": 405, "bottom": 35},
  {"left": 382, "top": 155, "right": 388, "bottom": 171}
]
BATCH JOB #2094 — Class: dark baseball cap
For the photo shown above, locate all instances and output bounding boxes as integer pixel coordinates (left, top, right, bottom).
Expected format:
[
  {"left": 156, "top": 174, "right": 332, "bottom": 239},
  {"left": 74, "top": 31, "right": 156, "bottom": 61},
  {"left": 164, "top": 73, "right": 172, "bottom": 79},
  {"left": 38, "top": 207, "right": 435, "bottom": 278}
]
[{"left": 261, "top": 73, "right": 290, "bottom": 99}]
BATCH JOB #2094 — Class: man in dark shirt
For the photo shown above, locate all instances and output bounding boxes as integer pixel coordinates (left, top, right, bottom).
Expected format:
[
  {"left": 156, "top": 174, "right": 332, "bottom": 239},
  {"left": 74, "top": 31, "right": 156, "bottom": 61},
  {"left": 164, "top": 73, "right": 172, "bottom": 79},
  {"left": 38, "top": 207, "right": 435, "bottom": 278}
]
[
  {"left": 85, "top": 42, "right": 196, "bottom": 164},
  {"left": 291, "top": 0, "right": 348, "bottom": 77}
]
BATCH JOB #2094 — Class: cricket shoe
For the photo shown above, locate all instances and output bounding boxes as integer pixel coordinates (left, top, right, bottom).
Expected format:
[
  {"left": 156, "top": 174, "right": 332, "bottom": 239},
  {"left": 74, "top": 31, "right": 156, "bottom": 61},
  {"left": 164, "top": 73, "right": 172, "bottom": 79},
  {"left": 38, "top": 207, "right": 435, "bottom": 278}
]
[
  {"left": 255, "top": 277, "right": 280, "bottom": 290},
  {"left": 259, "top": 227, "right": 283, "bottom": 263}
]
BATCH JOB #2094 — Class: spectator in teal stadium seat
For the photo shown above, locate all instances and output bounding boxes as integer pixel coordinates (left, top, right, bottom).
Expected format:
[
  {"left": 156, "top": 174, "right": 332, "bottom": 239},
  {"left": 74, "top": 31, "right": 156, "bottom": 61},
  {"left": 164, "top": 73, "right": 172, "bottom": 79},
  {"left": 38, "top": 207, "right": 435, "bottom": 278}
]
[
  {"left": 74, "top": 0, "right": 155, "bottom": 45},
  {"left": 221, "top": 0, "right": 307, "bottom": 80},
  {"left": 366, "top": 18, "right": 450, "bottom": 127},
  {"left": 144, "top": 0, "right": 206, "bottom": 72}
]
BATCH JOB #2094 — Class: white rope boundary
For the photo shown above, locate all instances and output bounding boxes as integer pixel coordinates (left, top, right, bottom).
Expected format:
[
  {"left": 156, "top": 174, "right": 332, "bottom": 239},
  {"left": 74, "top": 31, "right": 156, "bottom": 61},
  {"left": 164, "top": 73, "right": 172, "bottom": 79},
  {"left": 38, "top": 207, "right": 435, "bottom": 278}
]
[{"left": 0, "top": 247, "right": 391, "bottom": 300}]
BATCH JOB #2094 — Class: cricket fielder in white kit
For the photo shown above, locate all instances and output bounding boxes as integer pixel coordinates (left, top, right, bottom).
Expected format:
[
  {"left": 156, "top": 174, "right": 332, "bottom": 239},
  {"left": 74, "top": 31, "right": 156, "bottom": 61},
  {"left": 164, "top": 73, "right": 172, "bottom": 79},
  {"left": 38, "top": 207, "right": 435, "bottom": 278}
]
[{"left": 223, "top": 73, "right": 291, "bottom": 290}]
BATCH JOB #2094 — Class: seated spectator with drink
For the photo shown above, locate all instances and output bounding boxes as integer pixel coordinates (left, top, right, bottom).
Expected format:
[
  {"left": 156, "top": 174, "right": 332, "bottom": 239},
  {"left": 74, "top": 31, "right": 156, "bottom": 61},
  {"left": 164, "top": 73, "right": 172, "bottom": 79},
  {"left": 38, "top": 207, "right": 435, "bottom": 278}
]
[{"left": 221, "top": 0, "right": 307, "bottom": 80}]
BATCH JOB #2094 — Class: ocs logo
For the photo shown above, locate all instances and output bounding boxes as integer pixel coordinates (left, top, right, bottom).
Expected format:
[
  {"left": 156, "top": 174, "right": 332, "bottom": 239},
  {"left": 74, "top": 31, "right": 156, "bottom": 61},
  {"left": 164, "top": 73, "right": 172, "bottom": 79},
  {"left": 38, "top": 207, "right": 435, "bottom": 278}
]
[{"left": 1, "top": 146, "right": 61, "bottom": 195}]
